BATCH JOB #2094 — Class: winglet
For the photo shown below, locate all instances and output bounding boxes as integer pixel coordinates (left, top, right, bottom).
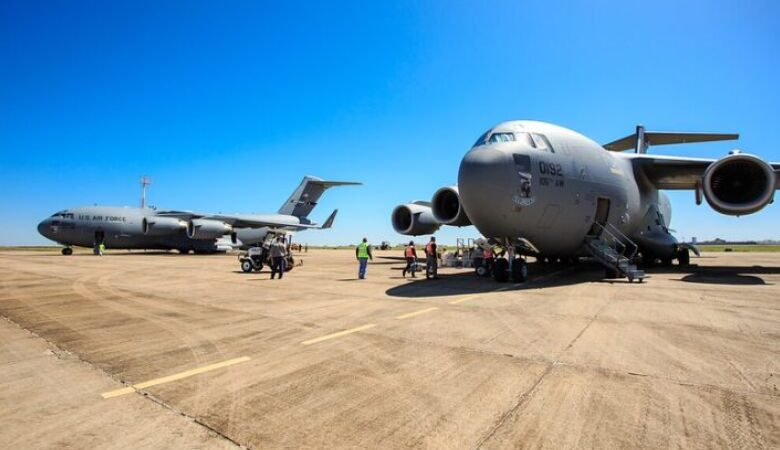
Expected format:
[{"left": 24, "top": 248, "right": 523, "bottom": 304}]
[
  {"left": 320, "top": 209, "right": 338, "bottom": 229},
  {"left": 604, "top": 125, "right": 739, "bottom": 153}
]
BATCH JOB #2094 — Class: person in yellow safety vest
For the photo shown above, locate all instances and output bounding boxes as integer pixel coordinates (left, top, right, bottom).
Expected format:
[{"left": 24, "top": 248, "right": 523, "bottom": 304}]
[
  {"left": 98, "top": 242, "right": 105, "bottom": 256},
  {"left": 424, "top": 237, "right": 439, "bottom": 280},
  {"left": 355, "top": 237, "right": 373, "bottom": 279},
  {"left": 402, "top": 241, "right": 418, "bottom": 278}
]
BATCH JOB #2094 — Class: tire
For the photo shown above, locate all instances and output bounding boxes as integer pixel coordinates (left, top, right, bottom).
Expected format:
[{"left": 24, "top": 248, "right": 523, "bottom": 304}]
[
  {"left": 240, "top": 260, "right": 253, "bottom": 273},
  {"left": 62, "top": 248, "right": 73, "bottom": 256},
  {"left": 677, "top": 248, "right": 690, "bottom": 266},
  {"left": 253, "top": 263, "right": 263, "bottom": 272},
  {"left": 475, "top": 265, "right": 490, "bottom": 277},
  {"left": 493, "top": 258, "right": 509, "bottom": 282},
  {"left": 510, "top": 259, "right": 528, "bottom": 283},
  {"left": 178, "top": 248, "right": 191, "bottom": 255}
]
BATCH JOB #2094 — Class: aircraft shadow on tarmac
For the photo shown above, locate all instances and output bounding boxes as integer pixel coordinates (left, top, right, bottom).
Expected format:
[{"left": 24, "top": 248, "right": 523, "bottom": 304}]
[
  {"left": 385, "top": 263, "right": 600, "bottom": 298},
  {"left": 385, "top": 261, "right": 779, "bottom": 297},
  {"left": 650, "top": 264, "right": 779, "bottom": 285}
]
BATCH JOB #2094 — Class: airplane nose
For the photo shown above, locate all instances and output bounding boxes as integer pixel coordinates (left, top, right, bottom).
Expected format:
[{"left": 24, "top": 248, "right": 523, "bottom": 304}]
[
  {"left": 37, "top": 219, "right": 51, "bottom": 238},
  {"left": 457, "top": 146, "right": 516, "bottom": 235}
]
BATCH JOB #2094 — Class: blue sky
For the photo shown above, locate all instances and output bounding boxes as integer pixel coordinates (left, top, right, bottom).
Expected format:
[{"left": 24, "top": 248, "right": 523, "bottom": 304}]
[{"left": 1, "top": 0, "right": 779, "bottom": 245}]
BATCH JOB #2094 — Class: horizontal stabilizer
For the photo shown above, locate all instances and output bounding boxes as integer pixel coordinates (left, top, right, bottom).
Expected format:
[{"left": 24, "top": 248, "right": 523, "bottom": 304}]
[
  {"left": 604, "top": 127, "right": 738, "bottom": 152},
  {"left": 321, "top": 209, "right": 338, "bottom": 229}
]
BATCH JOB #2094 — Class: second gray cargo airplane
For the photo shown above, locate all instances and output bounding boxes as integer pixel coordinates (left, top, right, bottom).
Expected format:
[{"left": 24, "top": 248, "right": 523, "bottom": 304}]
[
  {"left": 392, "top": 120, "right": 780, "bottom": 282},
  {"left": 39, "top": 176, "right": 359, "bottom": 254}
]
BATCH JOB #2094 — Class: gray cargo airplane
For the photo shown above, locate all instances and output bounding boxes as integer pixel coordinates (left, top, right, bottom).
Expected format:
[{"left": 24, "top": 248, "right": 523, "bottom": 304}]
[
  {"left": 39, "top": 176, "right": 359, "bottom": 254},
  {"left": 392, "top": 121, "right": 780, "bottom": 282}
]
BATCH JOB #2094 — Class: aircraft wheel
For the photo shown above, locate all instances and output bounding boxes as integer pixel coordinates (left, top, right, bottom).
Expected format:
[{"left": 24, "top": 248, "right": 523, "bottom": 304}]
[
  {"left": 677, "top": 248, "right": 690, "bottom": 266},
  {"left": 493, "top": 258, "right": 509, "bottom": 282},
  {"left": 475, "top": 264, "right": 490, "bottom": 277},
  {"left": 62, "top": 248, "right": 73, "bottom": 256},
  {"left": 178, "top": 248, "right": 191, "bottom": 254},
  {"left": 510, "top": 258, "right": 528, "bottom": 283},
  {"left": 240, "top": 260, "right": 253, "bottom": 273}
]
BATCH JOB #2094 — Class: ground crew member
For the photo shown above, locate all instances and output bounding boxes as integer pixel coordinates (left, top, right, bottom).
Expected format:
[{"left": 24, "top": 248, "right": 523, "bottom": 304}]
[
  {"left": 402, "top": 241, "right": 418, "bottom": 278},
  {"left": 269, "top": 236, "right": 287, "bottom": 279},
  {"left": 356, "top": 238, "right": 373, "bottom": 279},
  {"left": 482, "top": 246, "right": 493, "bottom": 272},
  {"left": 424, "top": 237, "right": 439, "bottom": 280},
  {"left": 98, "top": 242, "right": 105, "bottom": 256}
]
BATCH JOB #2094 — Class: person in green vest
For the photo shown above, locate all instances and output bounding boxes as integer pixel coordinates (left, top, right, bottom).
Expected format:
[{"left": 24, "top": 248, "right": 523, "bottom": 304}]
[
  {"left": 98, "top": 242, "right": 105, "bottom": 256},
  {"left": 355, "top": 237, "right": 373, "bottom": 279}
]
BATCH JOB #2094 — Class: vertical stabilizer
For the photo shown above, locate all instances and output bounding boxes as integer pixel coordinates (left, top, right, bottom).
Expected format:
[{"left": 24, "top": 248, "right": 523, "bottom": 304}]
[{"left": 278, "top": 176, "right": 360, "bottom": 219}]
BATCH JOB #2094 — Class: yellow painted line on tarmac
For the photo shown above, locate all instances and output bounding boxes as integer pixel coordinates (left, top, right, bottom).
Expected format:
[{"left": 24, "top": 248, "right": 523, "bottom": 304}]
[
  {"left": 449, "top": 295, "right": 478, "bottom": 305},
  {"left": 301, "top": 324, "right": 376, "bottom": 346},
  {"left": 101, "top": 356, "right": 251, "bottom": 399},
  {"left": 395, "top": 306, "right": 439, "bottom": 320}
]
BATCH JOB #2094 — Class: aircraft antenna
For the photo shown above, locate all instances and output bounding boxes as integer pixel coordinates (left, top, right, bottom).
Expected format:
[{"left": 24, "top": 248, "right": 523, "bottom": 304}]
[{"left": 140, "top": 176, "right": 152, "bottom": 209}]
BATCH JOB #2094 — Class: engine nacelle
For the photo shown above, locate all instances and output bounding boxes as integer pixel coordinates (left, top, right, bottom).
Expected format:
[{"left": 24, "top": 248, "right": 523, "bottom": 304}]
[
  {"left": 186, "top": 219, "right": 233, "bottom": 240},
  {"left": 391, "top": 202, "right": 441, "bottom": 236},
  {"left": 702, "top": 153, "right": 776, "bottom": 216},
  {"left": 142, "top": 217, "right": 187, "bottom": 236},
  {"left": 431, "top": 186, "right": 472, "bottom": 227}
]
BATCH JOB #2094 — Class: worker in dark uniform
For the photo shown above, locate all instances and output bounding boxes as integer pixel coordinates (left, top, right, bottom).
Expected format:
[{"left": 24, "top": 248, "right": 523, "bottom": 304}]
[
  {"left": 269, "top": 236, "right": 287, "bottom": 279},
  {"left": 424, "top": 237, "right": 439, "bottom": 280},
  {"left": 402, "top": 241, "right": 418, "bottom": 278}
]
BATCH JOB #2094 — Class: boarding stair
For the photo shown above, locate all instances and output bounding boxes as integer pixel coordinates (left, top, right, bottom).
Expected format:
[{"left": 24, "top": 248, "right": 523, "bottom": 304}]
[{"left": 584, "top": 223, "right": 645, "bottom": 282}]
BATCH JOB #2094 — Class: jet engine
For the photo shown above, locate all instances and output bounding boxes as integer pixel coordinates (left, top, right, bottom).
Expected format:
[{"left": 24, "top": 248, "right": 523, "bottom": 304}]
[
  {"left": 431, "top": 186, "right": 472, "bottom": 227},
  {"left": 391, "top": 202, "right": 441, "bottom": 236},
  {"left": 186, "top": 219, "right": 233, "bottom": 239},
  {"left": 142, "top": 217, "right": 187, "bottom": 236},
  {"left": 702, "top": 153, "right": 776, "bottom": 215}
]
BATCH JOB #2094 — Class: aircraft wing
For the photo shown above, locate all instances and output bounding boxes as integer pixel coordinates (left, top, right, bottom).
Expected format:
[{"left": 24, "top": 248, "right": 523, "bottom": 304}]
[
  {"left": 622, "top": 154, "right": 780, "bottom": 190},
  {"left": 154, "top": 210, "right": 205, "bottom": 219},
  {"left": 206, "top": 214, "right": 323, "bottom": 229},
  {"left": 154, "top": 210, "right": 337, "bottom": 230}
]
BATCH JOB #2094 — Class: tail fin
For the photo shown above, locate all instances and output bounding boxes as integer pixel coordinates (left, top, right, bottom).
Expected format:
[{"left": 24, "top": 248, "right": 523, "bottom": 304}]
[
  {"left": 320, "top": 209, "right": 338, "bottom": 229},
  {"left": 278, "top": 176, "right": 361, "bottom": 219}
]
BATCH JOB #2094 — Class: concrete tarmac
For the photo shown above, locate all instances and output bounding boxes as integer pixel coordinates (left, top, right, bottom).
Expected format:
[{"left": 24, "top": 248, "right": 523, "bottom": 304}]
[{"left": 0, "top": 249, "right": 777, "bottom": 449}]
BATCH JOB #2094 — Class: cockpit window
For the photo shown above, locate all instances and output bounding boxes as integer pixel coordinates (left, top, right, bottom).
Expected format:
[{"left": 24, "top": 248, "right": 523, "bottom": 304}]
[
  {"left": 532, "top": 133, "right": 555, "bottom": 153},
  {"left": 473, "top": 131, "right": 537, "bottom": 148},
  {"left": 488, "top": 132, "right": 515, "bottom": 143}
]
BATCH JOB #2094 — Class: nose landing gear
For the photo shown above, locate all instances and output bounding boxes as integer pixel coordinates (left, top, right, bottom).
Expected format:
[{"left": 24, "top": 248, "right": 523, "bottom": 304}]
[{"left": 491, "top": 239, "right": 528, "bottom": 283}]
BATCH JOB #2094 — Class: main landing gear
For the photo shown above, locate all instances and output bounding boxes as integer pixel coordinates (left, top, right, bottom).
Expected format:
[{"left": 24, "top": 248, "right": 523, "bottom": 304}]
[
  {"left": 677, "top": 248, "right": 690, "bottom": 266},
  {"left": 61, "top": 247, "right": 73, "bottom": 256}
]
